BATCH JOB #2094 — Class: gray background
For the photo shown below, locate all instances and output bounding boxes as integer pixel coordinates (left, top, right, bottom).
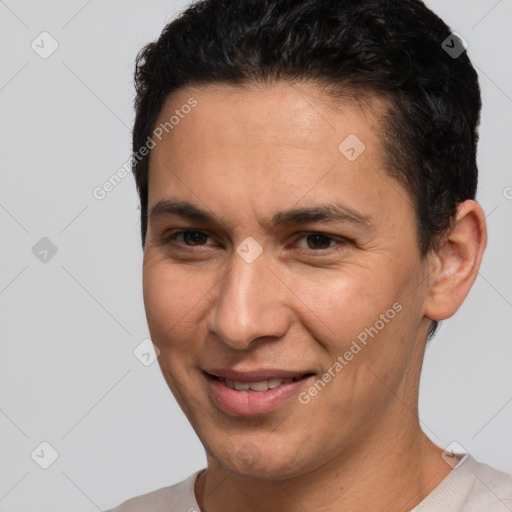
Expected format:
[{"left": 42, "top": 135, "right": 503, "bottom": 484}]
[{"left": 0, "top": 1, "right": 511, "bottom": 510}]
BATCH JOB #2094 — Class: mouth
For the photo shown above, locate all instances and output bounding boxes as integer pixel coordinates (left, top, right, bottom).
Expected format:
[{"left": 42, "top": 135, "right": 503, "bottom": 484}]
[
  {"left": 208, "top": 373, "right": 310, "bottom": 391},
  {"left": 203, "top": 369, "right": 315, "bottom": 416}
]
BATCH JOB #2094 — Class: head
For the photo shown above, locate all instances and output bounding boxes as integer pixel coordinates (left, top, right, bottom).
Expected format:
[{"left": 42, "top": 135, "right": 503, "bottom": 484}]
[{"left": 133, "top": 0, "right": 486, "bottom": 479}]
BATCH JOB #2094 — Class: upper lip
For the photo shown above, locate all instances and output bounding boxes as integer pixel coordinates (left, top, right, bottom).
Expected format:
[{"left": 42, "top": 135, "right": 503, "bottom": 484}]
[{"left": 203, "top": 368, "right": 314, "bottom": 382}]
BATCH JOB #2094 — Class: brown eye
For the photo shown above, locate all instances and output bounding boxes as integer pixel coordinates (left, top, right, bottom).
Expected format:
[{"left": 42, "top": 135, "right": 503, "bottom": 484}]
[
  {"left": 180, "top": 231, "right": 209, "bottom": 246},
  {"left": 295, "top": 232, "right": 337, "bottom": 251},
  {"left": 159, "top": 230, "right": 213, "bottom": 247},
  {"left": 304, "top": 233, "right": 334, "bottom": 250},
  {"left": 291, "top": 232, "right": 350, "bottom": 256}
]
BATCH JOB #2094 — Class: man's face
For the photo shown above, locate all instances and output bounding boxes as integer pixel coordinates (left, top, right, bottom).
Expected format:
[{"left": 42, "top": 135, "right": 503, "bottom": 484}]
[{"left": 143, "top": 82, "right": 435, "bottom": 479}]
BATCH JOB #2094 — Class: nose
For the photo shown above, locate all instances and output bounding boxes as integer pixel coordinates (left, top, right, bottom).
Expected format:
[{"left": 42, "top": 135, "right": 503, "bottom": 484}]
[{"left": 205, "top": 245, "right": 292, "bottom": 350}]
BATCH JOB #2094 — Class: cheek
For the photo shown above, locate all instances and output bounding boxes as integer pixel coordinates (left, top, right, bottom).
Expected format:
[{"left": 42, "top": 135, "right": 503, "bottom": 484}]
[
  {"left": 143, "top": 260, "right": 207, "bottom": 398},
  {"left": 289, "top": 266, "right": 393, "bottom": 344},
  {"left": 142, "top": 257, "right": 210, "bottom": 345}
]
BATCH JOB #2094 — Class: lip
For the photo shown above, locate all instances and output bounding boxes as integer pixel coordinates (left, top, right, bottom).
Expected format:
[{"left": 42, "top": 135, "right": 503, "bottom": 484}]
[
  {"left": 204, "top": 368, "right": 310, "bottom": 382},
  {"left": 203, "top": 369, "right": 314, "bottom": 416}
]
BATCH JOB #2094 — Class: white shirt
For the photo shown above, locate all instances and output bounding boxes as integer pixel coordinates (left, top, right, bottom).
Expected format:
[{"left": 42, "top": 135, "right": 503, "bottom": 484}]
[{"left": 106, "top": 456, "right": 512, "bottom": 511}]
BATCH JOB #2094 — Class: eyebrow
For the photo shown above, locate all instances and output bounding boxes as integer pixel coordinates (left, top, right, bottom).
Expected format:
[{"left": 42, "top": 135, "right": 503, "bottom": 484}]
[{"left": 148, "top": 199, "right": 374, "bottom": 230}]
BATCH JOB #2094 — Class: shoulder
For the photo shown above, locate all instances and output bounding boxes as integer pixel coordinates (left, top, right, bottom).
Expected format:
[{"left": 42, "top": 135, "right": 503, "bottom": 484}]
[
  {"left": 104, "top": 469, "right": 204, "bottom": 512},
  {"left": 466, "top": 458, "right": 512, "bottom": 510},
  {"left": 411, "top": 456, "right": 512, "bottom": 512}
]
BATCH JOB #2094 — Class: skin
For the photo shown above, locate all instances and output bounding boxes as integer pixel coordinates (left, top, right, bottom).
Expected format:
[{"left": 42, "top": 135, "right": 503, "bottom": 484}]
[{"left": 142, "top": 81, "right": 487, "bottom": 512}]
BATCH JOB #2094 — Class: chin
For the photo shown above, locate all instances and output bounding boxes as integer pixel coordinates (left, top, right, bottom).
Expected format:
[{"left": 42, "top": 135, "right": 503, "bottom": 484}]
[{"left": 206, "top": 436, "right": 317, "bottom": 481}]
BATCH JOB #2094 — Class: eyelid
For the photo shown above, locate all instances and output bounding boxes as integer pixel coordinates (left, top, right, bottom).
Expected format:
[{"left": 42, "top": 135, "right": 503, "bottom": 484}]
[
  {"left": 291, "top": 231, "right": 349, "bottom": 252},
  {"left": 157, "top": 229, "right": 217, "bottom": 247},
  {"left": 159, "top": 229, "right": 349, "bottom": 253}
]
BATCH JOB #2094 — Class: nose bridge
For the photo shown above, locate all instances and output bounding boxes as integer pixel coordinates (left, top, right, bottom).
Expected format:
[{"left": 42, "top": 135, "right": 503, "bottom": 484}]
[{"left": 207, "top": 247, "right": 289, "bottom": 349}]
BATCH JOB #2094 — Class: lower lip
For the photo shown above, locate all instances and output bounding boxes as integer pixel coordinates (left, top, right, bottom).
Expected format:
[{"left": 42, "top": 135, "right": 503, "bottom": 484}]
[{"left": 205, "top": 374, "right": 311, "bottom": 416}]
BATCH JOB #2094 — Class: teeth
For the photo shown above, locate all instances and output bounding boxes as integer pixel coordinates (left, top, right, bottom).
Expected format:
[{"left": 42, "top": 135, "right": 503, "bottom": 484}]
[
  {"left": 222, "top": 377, "right": 294, "bottom": 391},
  {"left": 268, "top": 378, "right": 283, "bottom": 389},
  {"left": 249, "top": 380, "right": 269, "bottom": 391}
]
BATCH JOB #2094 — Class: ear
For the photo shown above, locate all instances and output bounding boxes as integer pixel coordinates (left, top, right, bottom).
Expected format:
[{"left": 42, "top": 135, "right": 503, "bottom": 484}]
[{"left": 423, "top": 200, "right": 487, "bottom": 321}]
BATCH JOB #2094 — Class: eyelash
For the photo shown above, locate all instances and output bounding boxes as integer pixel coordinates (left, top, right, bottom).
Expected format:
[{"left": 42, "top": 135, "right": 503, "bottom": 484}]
[{"left": 158, "top": 229, "right": 349, "bottom": 255}]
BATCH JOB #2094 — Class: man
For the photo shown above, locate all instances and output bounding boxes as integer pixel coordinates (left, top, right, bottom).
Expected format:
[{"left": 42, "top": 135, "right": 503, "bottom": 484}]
[{"left": 108, "top": 0, "right": 512, "bottom": 510}]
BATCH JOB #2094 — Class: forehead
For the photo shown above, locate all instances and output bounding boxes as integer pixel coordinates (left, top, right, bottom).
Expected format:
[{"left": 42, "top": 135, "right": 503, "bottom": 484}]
[
  {"left": 146, "top": 81, "right": 414, "bottom": 231},
  {"left": 155, "top": 81, "right": 387, "bottom": 150}
]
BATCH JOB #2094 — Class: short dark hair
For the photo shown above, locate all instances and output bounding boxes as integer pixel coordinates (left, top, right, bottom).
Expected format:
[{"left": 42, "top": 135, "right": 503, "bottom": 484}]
[{"left": 132, "top": 0, "right": 482, "bottom": 340}]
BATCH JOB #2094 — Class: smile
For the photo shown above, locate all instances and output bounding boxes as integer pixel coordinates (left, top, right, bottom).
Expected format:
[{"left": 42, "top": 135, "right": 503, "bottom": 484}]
[
  {"left": 219, "top": 376, "right": 297, "bottom": 391},
  {"left": 204, "top": 370, "right": 314, "bottom": 416}
]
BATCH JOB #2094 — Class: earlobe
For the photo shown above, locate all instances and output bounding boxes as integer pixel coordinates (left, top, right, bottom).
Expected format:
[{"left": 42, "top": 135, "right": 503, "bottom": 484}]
[{"left": 423, "top": 200, "right": 487, "bottom": 321}]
